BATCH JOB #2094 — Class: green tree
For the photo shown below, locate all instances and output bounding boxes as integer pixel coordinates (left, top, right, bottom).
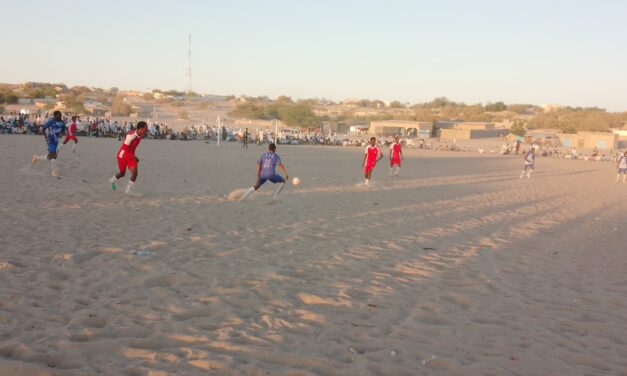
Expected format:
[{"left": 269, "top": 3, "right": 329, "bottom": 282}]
[
  {"left": 0, "top": 88, "right": 18, "bottom": 103},
  {"left": 485, "top": 101, "right": 507, "bottom": 112},
  {"left": 510, "top": 120, "right": 526, "bottom": 136},
  {"left": 427, "top": 97, "right": 450, "bottom": 108},
  {"left": 229, "top": 102, "right": 266, "bottom": 118},
  {"left": 110, "top": 97, "right": 131, "bottom": 116},
  {"left": 277, "top": 103, "right": 319, "bottom": 128},
  {"left": 276, "top": 95, "right": 293, "bottom": 104}
]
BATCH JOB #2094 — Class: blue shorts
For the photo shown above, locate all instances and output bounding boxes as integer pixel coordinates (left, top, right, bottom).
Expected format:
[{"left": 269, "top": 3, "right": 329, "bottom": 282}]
[
  {"left": 619, "top": 168, "right": 627, "bottom": 174},
  {"left": 47, "top": 142, "right": 58, "bottom": 153},
  {"left": 257, "top": 174, "right": 285, "bottom": 186}
]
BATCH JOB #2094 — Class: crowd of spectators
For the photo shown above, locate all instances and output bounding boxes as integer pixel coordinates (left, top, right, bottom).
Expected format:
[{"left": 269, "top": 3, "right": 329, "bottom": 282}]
[{"left": 2, "top": 112, "right": 624, "bottom": 162}]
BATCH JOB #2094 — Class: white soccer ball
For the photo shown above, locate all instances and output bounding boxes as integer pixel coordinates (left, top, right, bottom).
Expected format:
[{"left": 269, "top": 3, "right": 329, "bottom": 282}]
[{"left": 292, "top": 177, "right": 300, "bottom": 186}]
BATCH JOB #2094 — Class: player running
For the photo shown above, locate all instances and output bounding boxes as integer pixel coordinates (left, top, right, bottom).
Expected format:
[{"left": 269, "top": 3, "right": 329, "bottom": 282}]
[
  {"left": 520, "top": 147, "right": 535, "bottom": 179},
  {"left": 60, "top": 115, "right": 79, "bottom": 153},
  {"left": 389, "top": 135, "right": 403, "bottom": 177},
  {"left": 109, "top": 121, "right": 148, "bottom": 194},
  {"left": 32, "top": 110, "right": 66, "bottom": 177},
  {"left": 239, "top": 143, "right": 289, "bottom": 201},
  {"left": 362, "top": 137, "right": 383, "bottom": 186},
  {"left": 616, "top": 151, "right": 627, "bottom": 183}
]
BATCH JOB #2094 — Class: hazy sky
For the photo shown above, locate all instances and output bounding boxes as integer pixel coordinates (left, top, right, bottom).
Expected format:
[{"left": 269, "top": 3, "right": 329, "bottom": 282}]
[{"left": 2, "top": 0, "right": 626, "bottom": 110}]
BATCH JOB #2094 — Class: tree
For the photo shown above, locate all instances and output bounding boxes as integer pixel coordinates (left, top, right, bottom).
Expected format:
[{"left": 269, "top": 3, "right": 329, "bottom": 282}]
[
  {"left": 276, "top": 95, "right": 293, "bottom": 104},
  {"left": 143, "top": 92, "right": 154, "bottom": 101},
  {"left": 229, "top": 102, "right": 266, "bottom": 118},
  {"left": 110, "top": 97, "right": 131, "bottom": 116},
  {"left": 427, "top": 97, "right": 450, "bottom": 108},
  {"left": 178, "top": 110, "right": 189, "bottom": 120},
  {"left": 109, "top": 87, "right": 119, "bottom": 96},
  {"left": 510, "top": 120, "right": 526, "bottom": 136},
  {"left": 485, "top": 101, "right": 507, "bottom": 112},
  {"left": 0, "top": 87, "right": 18, "bottom": 103},
  {"left": 389, "top": 101, "right": 405, "bottom": 109},
  {"left": 277, "top": 103, "right": 319, "bottom": 128}
]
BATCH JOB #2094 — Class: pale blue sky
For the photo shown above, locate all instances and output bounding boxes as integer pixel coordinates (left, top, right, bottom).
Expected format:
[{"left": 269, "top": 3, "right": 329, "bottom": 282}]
[{"left": 1, "top": 0, "right": 626, "bottom": 110}]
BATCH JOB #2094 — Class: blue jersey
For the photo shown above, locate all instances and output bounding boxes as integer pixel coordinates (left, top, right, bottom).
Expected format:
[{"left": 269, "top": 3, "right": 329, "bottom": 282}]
[
  {"left": 258, "top": 152, "right": 282, "bottom": 179},
  {"left": 524, "top": 151, "right": 535, "bottom": 164},
  {"left": 43, "top": 118, "right": 66, "bottom": 145}
]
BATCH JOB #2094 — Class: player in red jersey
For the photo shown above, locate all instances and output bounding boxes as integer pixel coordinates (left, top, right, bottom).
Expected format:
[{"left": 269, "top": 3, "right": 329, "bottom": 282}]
[
  {"left": 361, "top": 136, "right": 383, "bottom": 186},
  {"left": 60, "top": 116, "right": 79, "bottom": 153},
  {"left": 389, "top": 135, "right": 403, "bottom": 177},
  {"left": 109, "top": 121, "right": 148, "bottom": 194}
]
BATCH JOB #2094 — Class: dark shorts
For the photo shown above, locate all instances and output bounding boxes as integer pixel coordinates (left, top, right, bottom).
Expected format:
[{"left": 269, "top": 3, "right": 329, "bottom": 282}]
[
  {"left": 257, "top": 174, "right": 285, "bottom": 186},
  {"left": 524, "top": 163, "right": 534, "bottom": 170},
  {"left": 619, "top": 168, "right": 627, "bottom": 174},
  {"left": 47, "top": 142, "right": 58, "bottom": 153}
]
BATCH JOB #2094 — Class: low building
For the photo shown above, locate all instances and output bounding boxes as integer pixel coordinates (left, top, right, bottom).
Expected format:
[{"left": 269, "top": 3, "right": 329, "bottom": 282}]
[
  {"left": 440, "top": 128, "right": 507, "bottom": 140},
  {"left": 369, "top": 120, "right": 433, "bottom": 138},
  {"left": 559, "top": 132, "right": 618, "bottom": 150}
]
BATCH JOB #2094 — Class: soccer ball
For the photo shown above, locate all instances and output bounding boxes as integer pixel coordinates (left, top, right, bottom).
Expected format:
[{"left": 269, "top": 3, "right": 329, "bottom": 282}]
[{"left": 292, "top": 177, "right": 300, "bottom": 186}]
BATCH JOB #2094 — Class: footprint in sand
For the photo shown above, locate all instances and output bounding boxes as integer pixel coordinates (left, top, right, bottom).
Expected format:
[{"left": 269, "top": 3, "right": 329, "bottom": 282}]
[{"left": 144, "top": 275, "right": 176, "bottom": 288}]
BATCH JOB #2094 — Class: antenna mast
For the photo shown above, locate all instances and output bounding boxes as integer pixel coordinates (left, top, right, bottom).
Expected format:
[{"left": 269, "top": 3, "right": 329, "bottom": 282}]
[{"left": 187, "top": 34, "right": 192, "bottom": 94}]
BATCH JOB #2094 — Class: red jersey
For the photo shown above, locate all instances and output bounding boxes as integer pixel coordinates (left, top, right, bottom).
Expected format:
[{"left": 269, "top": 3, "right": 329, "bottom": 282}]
[
  {"left": 68, "top": 122, "right": 77, "bottom": 136},
  {"left": 117, "top": 131, "right": 142, "bottom": 160},
  {"left": 365, "top": 145, "right": 381, "bottom": 166},
  {"left": 390, "top": 142, "right": 402, "bottom": 159}
]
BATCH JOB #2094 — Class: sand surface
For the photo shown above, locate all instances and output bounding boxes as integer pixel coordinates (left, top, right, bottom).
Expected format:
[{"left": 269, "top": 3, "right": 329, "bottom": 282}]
[{"left": 1, "top": 136, "right": 626, "bottom": 376}]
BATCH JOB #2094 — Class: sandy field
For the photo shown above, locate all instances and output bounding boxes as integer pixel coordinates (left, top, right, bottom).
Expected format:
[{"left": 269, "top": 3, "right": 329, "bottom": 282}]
[{"left": 1, "top": 135, "right": 626, "bottom": 376}]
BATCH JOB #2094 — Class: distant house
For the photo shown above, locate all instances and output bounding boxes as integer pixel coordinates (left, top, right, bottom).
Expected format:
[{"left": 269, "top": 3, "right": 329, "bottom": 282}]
[
  {"left": 437, "top": 121, "right": 507, "bottom": 140},
  {"left": 91, "top": 108, "right": 108, "bottom": 117},
  {"left": 369, "top": 120, "right": 433, "bottom": 138},
  {"left": 559, "top": 132, "right": 617, "bottom": 150},
  {"left": 33, "top": 97, "right": 55, "bottom": 108}
]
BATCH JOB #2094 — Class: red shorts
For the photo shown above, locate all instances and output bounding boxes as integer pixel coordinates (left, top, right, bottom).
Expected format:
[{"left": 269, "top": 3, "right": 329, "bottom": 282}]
[
  {"left": 117, "top": 156, "right": 137, "bottom": 172},
  {"left": 364, "top": 164, "right": 375, "bottom": 174},
  {"left": 390, "top": 157, "right": 401, "bottom": 167},
  {"left": 64, "top": 135, "right": 78, "bottom": 142}
]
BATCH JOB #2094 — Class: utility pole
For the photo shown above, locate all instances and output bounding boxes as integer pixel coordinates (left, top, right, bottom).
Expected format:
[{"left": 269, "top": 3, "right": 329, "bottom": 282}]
[{"left": 187, "top": 34, "right": 192, "bottom": 94}]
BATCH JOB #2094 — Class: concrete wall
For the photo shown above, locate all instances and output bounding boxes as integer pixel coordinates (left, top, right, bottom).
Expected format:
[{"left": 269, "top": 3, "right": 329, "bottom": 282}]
[
  {"left": 559, "top": 132, "right": 618, "bottom": 150},
  {"left": 440, "top": 128, "right": 506, "bottom": 140},
  {"left": 369, "top": 120, "right": 433, "bottom": 137}
]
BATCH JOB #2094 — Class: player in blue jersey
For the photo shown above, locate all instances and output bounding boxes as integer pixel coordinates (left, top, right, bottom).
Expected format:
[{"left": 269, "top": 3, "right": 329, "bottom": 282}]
[
  {"left": 520, "top": 147, "right": 535, "bottom": 179},
  {"left": 616, "top": 151, "right": 627, "bottom": 183},
  {"left": 239, "top": 143, "right": 289, "bottom": 201},
  {"left": 32, "top": 111, "right": 66, "bottom": 176}
]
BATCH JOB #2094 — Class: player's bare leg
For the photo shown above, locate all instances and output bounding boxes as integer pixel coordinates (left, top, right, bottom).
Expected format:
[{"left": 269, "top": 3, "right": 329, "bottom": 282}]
[
  {"left": 110, "top": 169, "right": 126, "bottom": 191},
  {"left": 272, "top": 182, "right": 285, "bottom": 200},
  {"left": 239, "top": 180, "right": 261, "bottom": 202},
  {"left": 125, "top": 166, "right": 138, "bottom": 194}
]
